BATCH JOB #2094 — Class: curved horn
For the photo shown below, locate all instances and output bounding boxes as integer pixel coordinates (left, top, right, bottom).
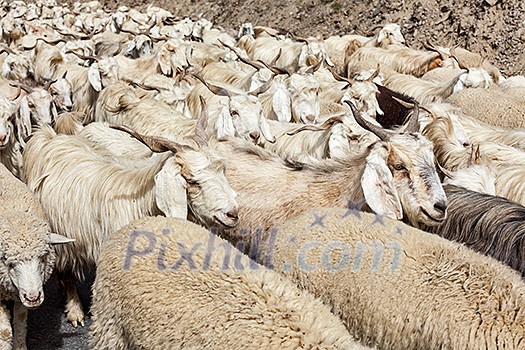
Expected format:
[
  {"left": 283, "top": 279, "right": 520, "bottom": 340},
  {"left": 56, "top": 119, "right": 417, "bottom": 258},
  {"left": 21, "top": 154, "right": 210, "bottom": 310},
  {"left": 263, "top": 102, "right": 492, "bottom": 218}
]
[
  {"left": 363, "top": 24, "right": 383, "bottom": 36},
  {"left": 288, "top": 32, "right": 308, "bottom": 43},
  {"left": 65, "top": 50, "right": 99, "bottom": 62},
  {"left": 404, "top": 102, "right": 420, "bottom": 133},
  {"left": 248, "top": 74, "right": 275, "bottom": 96},
  {"left": 0, "top": 45, "right": 15, "bottom": 55},
  {"left": 344, "top": 100, "right": 391, "bottom": 141},
  {"left": 305, "top": 57, "right": 323, "bottom": 74},
  {"left": 7, "top": 84, "right": 22, "bottom": 101},
  {"left": 287, "top": 114, "right": 345, "bottom": 136},
  {"left": 327, "top": 65, "right": 356, "bottom": 85},
  {"left": 366, "top": 64, "right": 381, "bottom": 82},
  {"left": 191, "top": 74, "right": 233, "bottom": 97},
  {"left": 109, "top": 124, "right": 192, "bottom": 153},
  {"left": 10, "top": 82, "right": 33, "bottom": 94},
  {"left": 43, "top": 78, "right": 58, "bottom": 90},
  {"left": 256, "top": 59, "right": 290, "bottom": 75}
]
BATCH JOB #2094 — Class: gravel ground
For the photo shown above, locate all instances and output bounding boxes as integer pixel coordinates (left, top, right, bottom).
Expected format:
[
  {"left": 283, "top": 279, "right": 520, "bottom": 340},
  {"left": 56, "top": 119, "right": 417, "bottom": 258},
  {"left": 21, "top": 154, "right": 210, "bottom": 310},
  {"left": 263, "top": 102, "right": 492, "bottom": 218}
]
[{"left": 26, "top": 275, "right": 93, "bottom": 350}]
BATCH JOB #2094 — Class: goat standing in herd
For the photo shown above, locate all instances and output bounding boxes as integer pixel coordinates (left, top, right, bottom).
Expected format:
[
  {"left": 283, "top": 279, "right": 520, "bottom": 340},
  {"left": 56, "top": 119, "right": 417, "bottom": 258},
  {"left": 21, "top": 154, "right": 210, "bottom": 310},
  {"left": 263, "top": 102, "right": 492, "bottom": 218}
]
[{"left": 1, "top": 0, "right": 525, "bottom": 349}]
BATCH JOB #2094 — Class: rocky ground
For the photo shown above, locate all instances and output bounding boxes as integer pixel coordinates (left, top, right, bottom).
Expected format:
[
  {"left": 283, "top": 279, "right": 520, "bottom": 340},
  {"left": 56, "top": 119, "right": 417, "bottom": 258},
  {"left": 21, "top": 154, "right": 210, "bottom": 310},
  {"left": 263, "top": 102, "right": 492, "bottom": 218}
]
[{"left": 83, "top": 0, "right": 525, "bottom": 77}]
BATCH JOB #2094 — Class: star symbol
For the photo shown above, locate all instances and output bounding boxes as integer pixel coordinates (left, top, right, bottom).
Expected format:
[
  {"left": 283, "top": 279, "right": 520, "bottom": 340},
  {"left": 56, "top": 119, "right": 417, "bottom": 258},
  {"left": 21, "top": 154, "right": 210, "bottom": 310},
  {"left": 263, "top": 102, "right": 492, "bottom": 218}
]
[
  {"left": 369, "top": 212, "right": 387, "bottom": 227},
  {"left": 310, "top": 212, "right": 326, "bottom": 228},
  {"left": 394, "top": 227, "right": 403, "bottom": 236},
  {"left": 282, "top": 262, "right": 292, "bottom": 272},
  {"left": 287, "top": 235, "right": 297, "bottom": 244},
  {"left": 341, "top": 199, "right": 366, "bottom": 220}
]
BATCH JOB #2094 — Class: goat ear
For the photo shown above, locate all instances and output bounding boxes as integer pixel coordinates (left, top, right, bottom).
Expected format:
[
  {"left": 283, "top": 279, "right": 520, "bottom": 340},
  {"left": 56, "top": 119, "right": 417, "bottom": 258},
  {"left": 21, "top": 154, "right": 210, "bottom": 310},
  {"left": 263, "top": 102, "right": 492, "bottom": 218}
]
[
  {"left": 328, "top": 123, "right": 350, "bottom": 160},
  {"left": 158, "top": 47, "right": 172, "bottom": 76},
  {"left": 88, "top": 63, "right": 102, "bottom": 92},
  {"left": 49, "top": 233, "right": 75, "bottom": 244},
  {"left": 272, "top": 87, "right": 292, "bottom": 122},
  {"left": 18, "top": 97, "right": 32, "bottom": 138},
  {"left": 361, "top": 145, "right": 403, "bottom": 220},
  {"left": 154, "top": 158, "right": 188, "bottom": 219},
  {"left": 258, "top": 113, "right": 275, "bottom": 143},
  {"left": 215, "top": 105, "right": 235, "bottom": 140}
]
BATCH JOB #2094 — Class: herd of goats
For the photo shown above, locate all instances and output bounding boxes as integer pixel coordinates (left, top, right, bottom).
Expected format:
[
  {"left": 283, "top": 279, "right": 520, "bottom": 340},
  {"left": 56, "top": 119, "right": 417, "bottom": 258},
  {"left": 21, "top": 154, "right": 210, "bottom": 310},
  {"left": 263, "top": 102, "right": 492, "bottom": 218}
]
[{"left": 1, "top": 0, "right": 525, "bottom": 349}]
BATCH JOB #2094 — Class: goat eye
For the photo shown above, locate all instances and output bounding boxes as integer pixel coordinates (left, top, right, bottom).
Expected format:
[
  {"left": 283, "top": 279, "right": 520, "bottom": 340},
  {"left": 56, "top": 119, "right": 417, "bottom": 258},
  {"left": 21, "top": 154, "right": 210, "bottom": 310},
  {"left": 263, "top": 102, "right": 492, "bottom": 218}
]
[
  {"left": 186, "top": 179, "right": 198, "bottom": 185},
  {"left": 392, "top": 163, "right": 406, "bottom": 171}
]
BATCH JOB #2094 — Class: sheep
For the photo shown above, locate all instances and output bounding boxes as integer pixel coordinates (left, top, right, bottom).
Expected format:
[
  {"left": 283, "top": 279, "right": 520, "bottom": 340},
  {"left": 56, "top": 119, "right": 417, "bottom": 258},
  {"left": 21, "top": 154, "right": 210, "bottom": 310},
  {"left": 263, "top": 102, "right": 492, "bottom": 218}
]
[
  {"left": 22, "top": 122, "right": 239, "bottom": 326},
  {"left": 446, "top": 87, "right": 525, "bottom": 129},
  {"left": 90, "top": 216, "right": 372, "bottom": 350},
  {"left": 424, "top": 184, "right": 525, "bottom": 278},
  {"left": 247, "top": 207, "right": 525, "bottom": 350},
  {"left": 0, "top": 162, "right": 73, "bottom": 350},
  {"left": 117, "top": 101, "right": 446, "bottom": 247}
]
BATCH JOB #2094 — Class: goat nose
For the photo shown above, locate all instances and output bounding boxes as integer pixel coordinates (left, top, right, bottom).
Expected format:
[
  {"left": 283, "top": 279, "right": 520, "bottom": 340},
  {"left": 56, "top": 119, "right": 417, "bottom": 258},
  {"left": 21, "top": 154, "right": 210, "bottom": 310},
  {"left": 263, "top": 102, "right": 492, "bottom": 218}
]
[
  {"left": 462, "top": 141, "right": 470, "bottom": 147},
  {"left": 249, "top": 132, "right": 260, "bottom": 142},
  {"left": 433, "top": 201, "right": 447, "bottom": 215},
  {"left": 66, "top": 105, "right": 73, "bottom": 112},
  {"left": 305, "top": 115, "right": 316, "bottom": 123},
  {"left": 23, "top": 291, "right": 41, "bottom": 303},
  {"left": 226, "top": 210, "right": 239, "bottom": 222},
  {"left": 0, "top": 134, "right": 6, "bottom": 144}
]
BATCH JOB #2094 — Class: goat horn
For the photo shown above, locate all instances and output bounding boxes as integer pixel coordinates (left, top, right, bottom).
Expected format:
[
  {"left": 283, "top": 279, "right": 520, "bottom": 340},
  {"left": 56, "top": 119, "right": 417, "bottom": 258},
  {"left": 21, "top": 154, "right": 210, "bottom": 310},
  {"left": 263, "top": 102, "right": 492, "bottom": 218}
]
[
  {"left": 288, "top": 32, "right": 308, "bottom": 43},
  {"left": 287, "top": 114, "right": 345, "bottom": 136},
  {"left": 7, "top": 84, "right": 22, "bottom": 101},
  {"left": 249, "top": 74, "right": 275, "bottom": 96},
  {"left": 191, "top": 74, "right": 233, "bottom": 97},
  {"left": 436, "top": 161, "right": 454, "bottom": 179},
  {"left": 327, "top": 65, "right": 356, "bottom": 85},
  {"left": 65, "top": 50, "right": 99, "bottom": 62},
  {"left": 423, "top": 39, "right": 438, "bottom": 52},
  {"left": 344, "top": 100, "right": 391, "bottom": 141},
  {"left": 10, "top": 82, "right": 32, "bottom": 94},
  {"left": 367, "top": 64, "right": 381, "bottom": 82},
  {"left": 305, "top": 57, "right": 323, "bottom": 74},
  {"left": 109, "top": 124, "right": 193, "bottom": 153},
  {"left": 0, "top": 45, "right": 15, "bottom": 55},
  {"left": 218, "top": 39, "right": 265, "bottom": 71},
  {"left": 43, "top": 78, "right": 58, "bottom": 90},
  {"left": 363, "top": 24, "right": 383, "bottom": 36},
  {"left": 404, "top": 101, "right": 420, "bottom": 133},
  {"left": 392, "top": 96, "right": 415, "bottom": 109},
  {"left": 257, "top": 59, "right": 290, "bottom": 75}
]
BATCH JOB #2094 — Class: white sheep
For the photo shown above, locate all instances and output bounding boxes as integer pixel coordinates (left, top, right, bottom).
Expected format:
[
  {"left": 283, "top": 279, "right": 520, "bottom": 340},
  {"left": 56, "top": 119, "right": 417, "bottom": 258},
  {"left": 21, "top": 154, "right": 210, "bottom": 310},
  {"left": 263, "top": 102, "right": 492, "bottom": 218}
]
[
  {"left": 0, "top": 163, "right": 72, "bottom": 350},
  {"left": 90, "top": 216, "right": 372, "bottom": 350},
  {"left": 252, "top": 207, "right": 525, "bottom": 349}
]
